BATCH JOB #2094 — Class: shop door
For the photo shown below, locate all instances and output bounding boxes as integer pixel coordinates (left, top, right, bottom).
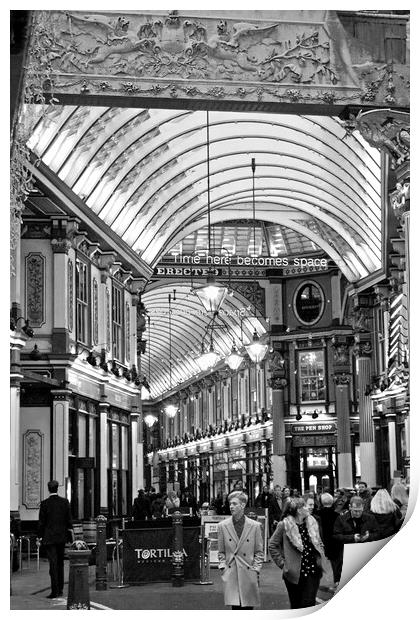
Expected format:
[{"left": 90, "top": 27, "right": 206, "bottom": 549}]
[{"left": 301, "top": 447, "right": 335, "bottom": 494}]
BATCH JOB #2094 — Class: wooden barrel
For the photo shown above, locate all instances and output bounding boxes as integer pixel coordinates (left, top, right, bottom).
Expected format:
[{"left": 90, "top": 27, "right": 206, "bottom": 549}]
[{"left": 82, "top": 521, "right": 97, "bottom": 545}]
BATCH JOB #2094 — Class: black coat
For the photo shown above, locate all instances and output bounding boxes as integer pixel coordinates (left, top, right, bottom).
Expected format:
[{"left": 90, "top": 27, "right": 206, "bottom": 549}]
[
  {"left": 255, "top": 492, "right": 271, "bottom": 509},
  {"left": 133, "top": 495, "right": 152, "bottom": 520},
  {"left": 38, "top": 495, "right": 73, "bottom": 545},
  {"left": 370, "top": 509, "right": 402, "bottom": 539},
  {"left": 333, "top": 511, "right": 379, "bottom": 543},
  {"left": 319, "top": 506, "right": 343, "bottom": 559}
]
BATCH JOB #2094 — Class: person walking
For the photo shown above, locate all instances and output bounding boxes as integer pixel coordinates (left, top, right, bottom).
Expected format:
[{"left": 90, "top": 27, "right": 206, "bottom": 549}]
[
  {"left": 255, "top": 484, "right": 272, "bottom": 509},
  {"left": 217, "top": 491, "right": 264, "bottom": 610},
  {"left": 132, "top": 489, "right": 152, "bottom": 521},
  {"left": 269, "top": 497, "right": 326, "bottom": 609},
  {"left": 333, "top": 496, "right": 378, "bottom": 543},
  {"left": 369, "top": 488, "right": 402, "bottom": 539},
  {"left": 318, "top": 493, "right": 343, "bottom": 588},
  {"left": 38, "top": 480, "right": 73, "bottom": 599},
  {"left": 268, "top": 485, "right": 283, "bottom": 535}
]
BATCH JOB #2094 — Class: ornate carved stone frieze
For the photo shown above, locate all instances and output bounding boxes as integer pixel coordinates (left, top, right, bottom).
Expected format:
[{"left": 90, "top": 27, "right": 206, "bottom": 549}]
[
  {"left": 68, "top": 259, "right": 74, "bottom": 332},
  {"left": 51, "top": 237, "right": 73, "bottom": 253},
  {"left": 37, "top": 10, "right": 409, "bottom": 108},
  {"left": 355, "top": 109, "right": 410, "bottom": 169},
  {"left": 268, "top": 349, "right": 286, "bottom": 374},
  {"left": 25, "top": 253, "right": 45, "bottom": 327},
  {"left": 229, "top": 281, "right": 265, "bottom": 317},
  {"left": 92, "top": 277, "right": 99, "bottom": 345},
  {"left": 22, "top": 430, "right": 43, "bottom": 509}
]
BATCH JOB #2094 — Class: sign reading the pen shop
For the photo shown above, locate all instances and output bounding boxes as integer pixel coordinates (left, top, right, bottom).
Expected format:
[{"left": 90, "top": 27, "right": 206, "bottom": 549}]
[{"left": 291, "top": 422, "right": 336, "bottom": 434}]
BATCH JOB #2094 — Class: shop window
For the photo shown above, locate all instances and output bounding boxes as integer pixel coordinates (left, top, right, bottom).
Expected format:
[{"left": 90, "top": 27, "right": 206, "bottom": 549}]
[
  {"left": 298, "top": 350, "right": 326, "bottom": 402},
  {"left": 76, "top": 259, "right": 89, "bottom": 344},
  {"left": 112, "top": 285, "right": 123, "bottom": 361},
  {"left": 294, "top": 281, "right": 324, "bottom": 325}
]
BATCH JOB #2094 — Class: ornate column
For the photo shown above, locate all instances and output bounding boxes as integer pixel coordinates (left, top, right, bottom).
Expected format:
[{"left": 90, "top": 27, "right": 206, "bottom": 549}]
[
  {"left": 267, "top": 348, "right": 288, "bottom": 487},
  {"left": 386, "top": 411, "right": 398, "bottom": 485},
  {"left": 10, "top": 334, "right": 26, "bottom": 518},
  {"left": 332, "top": 336, "right": 354, "bottom": 488},
  {"left": 354, "top": 336, "right": 376, "bottom": 486},
  {"left": 98, "top": 399, "right": 110, "bottom": 515},
  {"left": 130, "top": 406, "right": 143, "bottom": 496},
  {"left": 50, "top": 388, "right": 72, "bottom": 493},
  {"left": 51, "top": 219, "right": 78, "bottom": 353}
]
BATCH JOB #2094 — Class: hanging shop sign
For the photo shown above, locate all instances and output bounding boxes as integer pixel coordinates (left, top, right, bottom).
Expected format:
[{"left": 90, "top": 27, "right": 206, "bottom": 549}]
[
  {"left": 121, "top": 526, "right": 200, "bottom": 583},
  {"left": 291, "top": 422, "right": 336, "bottom": 434}
]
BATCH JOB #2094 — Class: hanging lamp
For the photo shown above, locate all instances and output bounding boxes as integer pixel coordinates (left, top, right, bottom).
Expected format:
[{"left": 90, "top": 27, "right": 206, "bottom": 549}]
[
  {"left": 164, "top": 292, "right": 179, "bottom": 418},
  {"left": 195, "top": 332, "right": 221, "bottom": 372},
  {"left": 244, "top": 158, "right": 268, "bottom": 364},
  {"left": 225, "top": 342, "right": 243, "bottom": 371},
  {"left": 194, "top": 111, "right": 228, "bottom": 313}
]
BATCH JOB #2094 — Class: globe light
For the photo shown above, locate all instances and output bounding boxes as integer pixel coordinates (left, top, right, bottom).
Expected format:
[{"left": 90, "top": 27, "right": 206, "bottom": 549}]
[
  {"left": 195, "top": 342, "right": 221, "bottom": 372},
  {"left": 245, "top": 329, "right": 268, "bottom": 363},
  {"left": 144, "top": 414, "right": 158, "bottom": 427},
  {"left": 225, "top": 343, "right": 243, "bottom": 370},
  {"left": 194, "top": 274, "right": 228, "bottom": 313},
  {"left": 164, "top": 403, "right": 178, "bottom": 418}
]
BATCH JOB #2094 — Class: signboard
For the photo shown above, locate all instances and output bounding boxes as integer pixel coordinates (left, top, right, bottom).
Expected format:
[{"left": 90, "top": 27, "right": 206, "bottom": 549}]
[
  {"left": 201, "top": 511, "right": 268, "bottom": 566},
  {"left": 293, "top": 434, "right": 336, "bottom": 447},
  {"left": 121, "top": 526, "right": 200, "bottom": 583},
  {"left": 291, "top": 422, "right": 336, "bottom": 434}
]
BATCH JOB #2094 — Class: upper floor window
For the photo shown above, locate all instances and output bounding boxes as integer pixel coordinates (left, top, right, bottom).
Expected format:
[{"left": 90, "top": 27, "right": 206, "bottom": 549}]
[
  {"left": 76, "top": 259, "right": 89, "bottom": 344},
  {"left": 294, "top": 281, "right": 324, "bottom": 325},
  {"left": 298, "top": 350, "right": 325, "bottom": 402},
  {"left": 112, "top": 285, "right": 123, "bottom": 361}
]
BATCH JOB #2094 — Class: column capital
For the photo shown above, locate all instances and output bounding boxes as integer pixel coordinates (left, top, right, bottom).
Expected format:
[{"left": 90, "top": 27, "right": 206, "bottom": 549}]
[
  {"left": 267, "top": 376, "right": 288, "bottom": 390},
  {"left": 51, "top": 388, "right": 72, "bottom": 401},
  {"left": 355, "top": 109, "right": 409, "bottom": 169},
  {"left": 332, "top": 372, "right": 351, "bottom": 386},
  {"left": 353, "top": 336, "right": 373, "bottom": 358},
  {"left": 51, "top": 238, "right": 72, "bottom": 254}
]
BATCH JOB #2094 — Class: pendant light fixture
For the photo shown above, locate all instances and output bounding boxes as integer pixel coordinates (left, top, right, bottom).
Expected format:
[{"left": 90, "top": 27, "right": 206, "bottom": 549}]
[
  {"left": 245, "top": 158, "right": 268, "bottom": 364},
  {"left": 194, "top": 111, "right": 228, "bottom": 313},
  {"left": 195, "top": 332, "right": 221, "bottom": 372},
  {"left": 164, "top": 292, "right": 179, "bottom": 418},
  {"left": 225, "top": 342, "right": 244, "bottom": 371}
]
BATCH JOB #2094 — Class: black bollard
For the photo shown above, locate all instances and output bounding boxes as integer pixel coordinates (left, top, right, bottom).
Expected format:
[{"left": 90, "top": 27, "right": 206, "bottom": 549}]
[
  {"left": 67, "top": 541, "right": 91, "bottom": 610},
  {"left": 95, "top": 515, "right": 107, "bottom": 591},
  {"left": 171, "top": 511, "right": 184, "bottom": 587}
]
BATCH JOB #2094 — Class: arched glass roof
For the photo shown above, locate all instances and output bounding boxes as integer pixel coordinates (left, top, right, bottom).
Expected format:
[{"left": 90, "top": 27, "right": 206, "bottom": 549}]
[
  {"left": 26, "top": 104, "right": 382, "bottom": 399},
  {"left": 28, "top": 106, "right": 381, "bottom": 281}
]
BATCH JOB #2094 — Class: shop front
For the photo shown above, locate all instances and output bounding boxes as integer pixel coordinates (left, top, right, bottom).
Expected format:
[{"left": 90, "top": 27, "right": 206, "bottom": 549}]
[{"left": 288, "top": 422, "right": 337, "bottom": 494}]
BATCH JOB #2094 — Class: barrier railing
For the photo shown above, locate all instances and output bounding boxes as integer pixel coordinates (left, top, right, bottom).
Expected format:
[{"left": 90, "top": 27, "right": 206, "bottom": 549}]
[
  {"left": 17, "top": 535, "right": 41, "bottom": 572},
  {"left": 110, "top": 529, "right": 129, "bottom": 589},
  {"left": 195, "top": 525, "right": 213, "bottom": 585}
]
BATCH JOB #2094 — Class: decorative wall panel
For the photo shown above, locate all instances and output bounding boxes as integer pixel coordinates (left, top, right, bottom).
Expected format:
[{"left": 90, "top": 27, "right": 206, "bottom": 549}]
[
  {"left": 22, "top": 430, "right": 43, "bottom": 509},
  {"left": 25, "top": 253, "right": 45, "bottom": 327}
]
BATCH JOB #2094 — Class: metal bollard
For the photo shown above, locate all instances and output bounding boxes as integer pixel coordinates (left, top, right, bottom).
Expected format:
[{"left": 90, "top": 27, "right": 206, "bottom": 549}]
[
  {"left": 66, "top": 541, "right": 91, "bottom": 610},
  {"left": 95, "top": 515, "right": 107, "bottom": 591},
  {"left": 171, "top": 511, "right": 184, "bottom": 588}
]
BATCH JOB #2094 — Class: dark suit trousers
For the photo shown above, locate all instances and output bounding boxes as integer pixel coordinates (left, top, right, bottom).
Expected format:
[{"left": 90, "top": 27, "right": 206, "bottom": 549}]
[
  {"left": 284, "top": 572, "right": 320, "bottom": 608},
  {"left": 45, "top": 543, "right": 65, "bottom": 595}
]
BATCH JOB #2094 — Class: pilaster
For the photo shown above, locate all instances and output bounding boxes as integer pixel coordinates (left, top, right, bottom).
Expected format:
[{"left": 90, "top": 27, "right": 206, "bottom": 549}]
[
  {"left": 354, "top": 336, "right": 376, "bottom": 486},
  {"left": 331, "top": 335, "right": 354, "bottom": 488},
  {"left": 50, "top": 388, "right": 72, "bottom": 493}
]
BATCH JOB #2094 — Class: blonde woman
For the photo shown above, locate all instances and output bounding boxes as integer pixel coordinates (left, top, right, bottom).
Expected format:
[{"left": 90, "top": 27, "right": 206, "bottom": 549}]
[
  {"left": 391, "top": 482, "right": 409, "bottom": 519},
  {"left": 369, "top": 488, "right": 402, "bottom": 540},
  {"left": 165, "top": 490, "right": 180, "bottom": 514}
]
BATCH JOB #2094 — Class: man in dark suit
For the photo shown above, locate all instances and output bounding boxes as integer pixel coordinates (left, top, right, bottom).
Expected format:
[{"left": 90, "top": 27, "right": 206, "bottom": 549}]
[
  {"left": 333, "top": 495, "right": 378, "bottom": 544},
  {"left": 38, "top": 480, "right": 73, "bottom": 599}
]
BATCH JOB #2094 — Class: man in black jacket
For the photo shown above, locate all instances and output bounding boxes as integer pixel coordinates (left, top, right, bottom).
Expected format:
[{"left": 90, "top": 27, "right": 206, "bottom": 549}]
[
  {"left": 38, "top": 480, "right": 73, "bottom": 599},
  {"left": 333, "top": 496, "right": 378, "bottom": 544}
]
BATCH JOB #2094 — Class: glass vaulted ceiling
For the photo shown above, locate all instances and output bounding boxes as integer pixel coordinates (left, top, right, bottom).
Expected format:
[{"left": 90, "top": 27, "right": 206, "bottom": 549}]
[{"left": 27, "top": 107, "right": 382, "bottom": 281}]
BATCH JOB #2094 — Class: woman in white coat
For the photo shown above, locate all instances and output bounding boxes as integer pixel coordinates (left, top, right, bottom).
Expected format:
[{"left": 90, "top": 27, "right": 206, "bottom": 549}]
[{"left": 217, "top": 491, "right": 264, "bottom": 609}]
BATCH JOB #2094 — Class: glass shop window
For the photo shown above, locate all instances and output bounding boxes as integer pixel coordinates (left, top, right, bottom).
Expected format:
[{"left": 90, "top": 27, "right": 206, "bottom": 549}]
[
  {"left": 76, "top": 259, "right": 89, "bottom": 344},
  {"left": 294, "top": 282, "right": 324, "bottom": 325},
  {"left": 298, "top": 350, "right": 326, "bottom": 402}
]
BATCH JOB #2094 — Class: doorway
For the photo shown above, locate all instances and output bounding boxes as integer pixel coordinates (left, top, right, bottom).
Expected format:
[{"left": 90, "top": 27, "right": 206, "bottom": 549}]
[{"left": 299, "top": 446, "right": 336, "bottom": 494}]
